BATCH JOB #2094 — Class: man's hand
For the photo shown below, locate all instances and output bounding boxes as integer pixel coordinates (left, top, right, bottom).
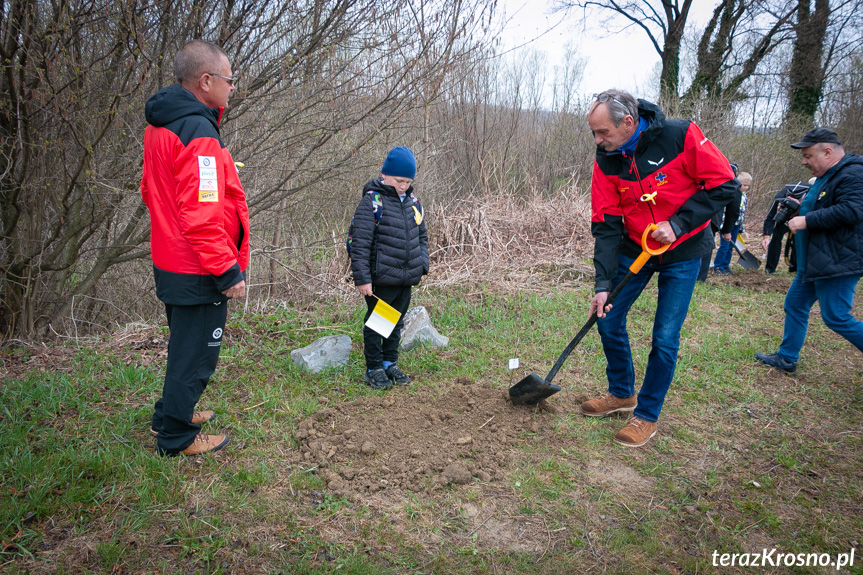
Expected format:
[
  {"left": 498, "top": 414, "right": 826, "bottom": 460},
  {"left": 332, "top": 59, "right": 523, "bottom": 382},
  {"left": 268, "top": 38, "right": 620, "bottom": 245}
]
[
  {"left": 721, "top": 233, "right": 731, "bottom": 242},
  {"left": 651, "top": 221, "right": 677, "bottom": 245},
  {"left": 788, "top": 215, "right": 807, "bottom": 233},
  {"left": 222, "top": 280, "right": 246, "bottom": 299},
  {"left": 761, "top": 235, "right": 770, "bottom": 251},
  {"left": 589, "top": 291, "right": 612, "bottom": 319},
  {"left": 357, "top": 283, "right": 373, "bottom": 297}
]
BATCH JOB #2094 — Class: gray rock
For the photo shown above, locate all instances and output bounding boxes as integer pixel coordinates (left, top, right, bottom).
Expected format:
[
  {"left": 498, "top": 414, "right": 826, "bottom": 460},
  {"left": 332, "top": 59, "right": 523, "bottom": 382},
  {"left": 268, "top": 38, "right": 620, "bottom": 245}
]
[
  {"left": 399, "top": 306, "right": 449, "bottom": 351},
  {"left": 291, "top": 335, "right": 352, "bottom": 373}
]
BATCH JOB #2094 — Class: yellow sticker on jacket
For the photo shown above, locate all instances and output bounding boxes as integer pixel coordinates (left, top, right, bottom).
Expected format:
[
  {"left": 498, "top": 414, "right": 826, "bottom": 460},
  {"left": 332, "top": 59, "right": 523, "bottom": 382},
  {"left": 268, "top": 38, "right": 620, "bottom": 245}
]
[{"left": 198, "top": 156, "right": 218, "bottom": 198}]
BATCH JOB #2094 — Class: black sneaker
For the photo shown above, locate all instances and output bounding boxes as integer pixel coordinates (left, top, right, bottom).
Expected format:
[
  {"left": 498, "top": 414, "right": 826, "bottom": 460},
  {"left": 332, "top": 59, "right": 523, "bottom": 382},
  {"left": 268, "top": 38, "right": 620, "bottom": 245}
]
[
  {"left": 385, "top": 364, "right": 411, "bottom": 385},
  {"left": 363, "top": 368, "right": 393, "bottom": 389},
  {"left": 755, "top": 352, "right": 797, "bottom": 374}
]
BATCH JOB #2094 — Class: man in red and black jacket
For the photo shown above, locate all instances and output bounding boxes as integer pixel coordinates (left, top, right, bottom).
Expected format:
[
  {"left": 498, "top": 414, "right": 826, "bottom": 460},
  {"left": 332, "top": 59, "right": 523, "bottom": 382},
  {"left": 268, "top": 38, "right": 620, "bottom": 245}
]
[
  {"left": 141, "top": 40, "right": 249, "bottom": 456},
  {"left": 579, "top": 90, "right": 736, "bottom": 447}
]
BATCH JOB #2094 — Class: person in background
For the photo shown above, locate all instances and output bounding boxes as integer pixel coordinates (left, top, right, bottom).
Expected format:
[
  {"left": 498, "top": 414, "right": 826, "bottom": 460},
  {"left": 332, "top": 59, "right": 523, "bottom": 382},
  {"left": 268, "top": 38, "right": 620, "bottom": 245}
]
[
  {"left": 761, "top": 179, "right": 813, "bottom": 274},
  {"left": 697, "top": 165, "right": 741, "bottom": 282},
  {"left": 141, "top": 40, "right": 248, "bottom": 456},
  {"left": 348, "top": 147, "right": 429, "bottom": 390},
  {"left": 581, "top": 89, "right": 736, "bottom": 447},
  {"left": 713, "top": 171, "right": 751, "bottom": 275},
  {"left": 756, "top": 128, "right": 863, "bottom": 374}
]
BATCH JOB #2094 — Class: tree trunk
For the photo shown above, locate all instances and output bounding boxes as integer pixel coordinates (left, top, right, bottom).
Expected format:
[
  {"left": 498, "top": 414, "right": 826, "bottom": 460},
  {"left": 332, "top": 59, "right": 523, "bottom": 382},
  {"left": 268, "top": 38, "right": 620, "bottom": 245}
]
[
  {"left": 786, "top": 0, "right": 830, "bottom": 124},
  {"left": 660, "top": 6, "right": 688, "bottom": 100}
]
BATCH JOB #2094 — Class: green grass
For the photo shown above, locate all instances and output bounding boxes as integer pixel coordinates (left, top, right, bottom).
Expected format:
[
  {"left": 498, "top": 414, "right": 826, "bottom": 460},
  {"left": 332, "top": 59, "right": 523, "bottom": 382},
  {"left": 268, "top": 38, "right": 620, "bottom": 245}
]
[{"left": 1, "top": 274, "right": 862, "bottom": 573}]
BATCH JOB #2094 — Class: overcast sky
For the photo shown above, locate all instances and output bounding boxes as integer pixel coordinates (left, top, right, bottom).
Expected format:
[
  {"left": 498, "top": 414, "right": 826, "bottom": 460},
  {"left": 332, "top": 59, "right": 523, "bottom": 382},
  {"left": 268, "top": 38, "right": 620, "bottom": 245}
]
[{"left": 499, "top": 1, "right": 717, "bottom": 106}]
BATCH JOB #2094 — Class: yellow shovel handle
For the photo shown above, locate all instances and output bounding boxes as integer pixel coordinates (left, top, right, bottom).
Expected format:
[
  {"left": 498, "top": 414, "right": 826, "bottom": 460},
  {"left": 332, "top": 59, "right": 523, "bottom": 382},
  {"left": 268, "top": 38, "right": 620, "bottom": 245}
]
[{"left": 629, "top": 223, "right": 671, "bottom": 274}]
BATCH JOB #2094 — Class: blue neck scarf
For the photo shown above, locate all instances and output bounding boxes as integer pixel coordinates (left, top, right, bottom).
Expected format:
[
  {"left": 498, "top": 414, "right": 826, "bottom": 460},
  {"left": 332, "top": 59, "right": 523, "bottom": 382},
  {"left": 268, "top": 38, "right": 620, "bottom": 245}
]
[{"left": 619, "top": 117, "right": 649, "bottom": 156}]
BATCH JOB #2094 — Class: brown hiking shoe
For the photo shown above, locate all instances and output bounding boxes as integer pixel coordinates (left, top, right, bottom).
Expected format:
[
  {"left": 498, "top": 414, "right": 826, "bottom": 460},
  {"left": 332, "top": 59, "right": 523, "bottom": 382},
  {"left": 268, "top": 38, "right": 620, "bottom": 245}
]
[
  {"left": 181, "top": 433, "right": 229, "bottom": 455},
  {"left": 580, "top": 392, "right": 637, "bottom": 417},
  {"left": 614, "top": 417, "right": 657, "bottom": 447},
  {"left": 192, "top": 410, "right": 215, "bottom": 425},
  {"left": 150, "top": 410, "right": 216, "bottom": 437}
]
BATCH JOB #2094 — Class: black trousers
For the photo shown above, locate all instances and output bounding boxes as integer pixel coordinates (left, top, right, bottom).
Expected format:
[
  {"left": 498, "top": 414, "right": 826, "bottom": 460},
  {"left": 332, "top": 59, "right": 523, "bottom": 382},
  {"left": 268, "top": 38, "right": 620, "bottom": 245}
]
[
  {"left": 152, "top": 301, "right": 227, "bottom": 455},
  {"left": 766, "top": 225, "right": 796, "bottom": 273},
  {"left": 363, "top": 285, "right": 411, "bottom": 370},
  {"left": 697, "top": 250, "right": 712, "bottom": 282}
]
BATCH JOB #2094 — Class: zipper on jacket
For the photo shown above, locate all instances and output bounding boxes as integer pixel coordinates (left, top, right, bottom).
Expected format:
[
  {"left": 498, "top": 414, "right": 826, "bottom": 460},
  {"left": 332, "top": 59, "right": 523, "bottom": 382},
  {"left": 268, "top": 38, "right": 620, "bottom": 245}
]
[
  {"left": 627, "top": 151, "right": 664, "bottom": 265},
  {"left": 403, "top": 196, "right": 412, "bottom": 279}
]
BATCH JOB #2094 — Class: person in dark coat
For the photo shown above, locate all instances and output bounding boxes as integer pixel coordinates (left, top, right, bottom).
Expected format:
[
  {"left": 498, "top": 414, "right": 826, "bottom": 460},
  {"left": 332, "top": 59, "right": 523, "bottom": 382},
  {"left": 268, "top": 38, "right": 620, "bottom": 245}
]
[
  {"left": 756, "top": 128, "right": 863, "bottom": 374},
  {"left": 697, "top": 165, "right": 741, "bottom": 281},
  {"left": 760, "top": 181, "right": 811, "bottom": 274},
  {"left": 713, "top": 171, "right": 750, "bottom": 275},
  {"left": 348, "top": 147, "right": 429, "bottom": 389}
]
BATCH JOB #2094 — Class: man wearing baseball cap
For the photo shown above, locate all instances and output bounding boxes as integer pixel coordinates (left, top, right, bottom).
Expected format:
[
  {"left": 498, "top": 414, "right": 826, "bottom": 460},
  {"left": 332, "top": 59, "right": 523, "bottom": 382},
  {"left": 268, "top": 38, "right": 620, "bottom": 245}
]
[{"left": 756, "top": 128, "right": 863, "bottom": 374}]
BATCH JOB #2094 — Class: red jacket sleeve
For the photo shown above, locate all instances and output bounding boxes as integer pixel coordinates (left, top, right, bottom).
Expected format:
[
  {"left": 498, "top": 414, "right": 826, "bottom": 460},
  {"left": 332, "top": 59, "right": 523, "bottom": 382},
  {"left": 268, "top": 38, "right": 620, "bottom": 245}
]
[
  {"left": 174, "top": 136, "right": 238, "bottom": 276},
  {"left": 682, "top": 123, "right": 734, "bottom": 190},
  {"left": 591, "top": 160, "right": 622, "bottom": 222}
]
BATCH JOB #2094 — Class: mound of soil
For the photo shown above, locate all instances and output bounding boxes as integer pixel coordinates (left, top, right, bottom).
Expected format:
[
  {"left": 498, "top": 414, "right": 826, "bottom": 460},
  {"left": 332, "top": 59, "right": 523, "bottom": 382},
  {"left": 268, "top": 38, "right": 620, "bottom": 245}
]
[
  {"left": 293, "top": 378, "right": 557, "bottom": 497},
  {"left": 709, "top": 266, "right": 793, "bottom": 293}
]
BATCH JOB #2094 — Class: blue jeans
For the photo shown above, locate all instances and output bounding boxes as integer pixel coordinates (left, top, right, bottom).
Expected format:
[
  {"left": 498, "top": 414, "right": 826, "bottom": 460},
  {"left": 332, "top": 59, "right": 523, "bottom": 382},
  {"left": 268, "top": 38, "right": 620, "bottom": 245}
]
[
  {"left": 777, "top": 274, "right": 863, "bottom": 363},
  {"left": 597, "top": 255, "right": 701, "bottom": 422},
  {"left": 713, "top": 225, "right": 739, "bottom": 271}
]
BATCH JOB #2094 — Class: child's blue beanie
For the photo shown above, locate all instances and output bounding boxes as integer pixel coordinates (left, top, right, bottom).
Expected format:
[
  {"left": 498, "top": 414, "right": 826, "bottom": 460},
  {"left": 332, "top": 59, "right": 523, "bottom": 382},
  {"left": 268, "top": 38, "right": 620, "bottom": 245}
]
[{"left": 381, "top": 146, "right": 416, "bottom": 179}]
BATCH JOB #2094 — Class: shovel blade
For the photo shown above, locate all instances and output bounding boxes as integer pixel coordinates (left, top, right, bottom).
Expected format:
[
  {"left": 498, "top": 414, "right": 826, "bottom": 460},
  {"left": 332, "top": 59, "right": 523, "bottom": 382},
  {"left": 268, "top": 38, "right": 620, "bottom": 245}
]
[
  {"left": 737, "top": 250, "right": 761, "bottom": 269},
  {"left": 509, "top": 373, "right": 562, "bottom": 405}
]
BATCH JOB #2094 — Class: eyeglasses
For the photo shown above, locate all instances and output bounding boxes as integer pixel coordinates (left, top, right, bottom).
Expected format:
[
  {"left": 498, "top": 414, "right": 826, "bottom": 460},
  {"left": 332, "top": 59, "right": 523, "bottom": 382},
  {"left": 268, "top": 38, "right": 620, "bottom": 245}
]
[
  {"left": 594, "top": 93, "right": 627, "bottom": 108},
  {"left": 207, "top": 73, "right": 238, "bottom": 86}
]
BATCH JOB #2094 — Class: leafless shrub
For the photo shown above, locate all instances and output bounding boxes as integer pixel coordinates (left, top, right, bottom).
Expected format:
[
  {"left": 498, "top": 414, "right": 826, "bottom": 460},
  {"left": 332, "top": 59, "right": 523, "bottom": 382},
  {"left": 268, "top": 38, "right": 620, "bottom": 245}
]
[
  {"left": 426, "top": 186, "right": 594, "bottom": 289},
  {"left": 234, "top": 184, "right": 596, "bottom": 321}
]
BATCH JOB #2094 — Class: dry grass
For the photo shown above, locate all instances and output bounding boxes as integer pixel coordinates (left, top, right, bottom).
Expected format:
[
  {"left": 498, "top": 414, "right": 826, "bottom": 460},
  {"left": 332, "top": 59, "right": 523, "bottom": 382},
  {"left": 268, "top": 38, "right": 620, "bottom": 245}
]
[{"left": 425, "top": 187, "right": 594, "bottom": 291}]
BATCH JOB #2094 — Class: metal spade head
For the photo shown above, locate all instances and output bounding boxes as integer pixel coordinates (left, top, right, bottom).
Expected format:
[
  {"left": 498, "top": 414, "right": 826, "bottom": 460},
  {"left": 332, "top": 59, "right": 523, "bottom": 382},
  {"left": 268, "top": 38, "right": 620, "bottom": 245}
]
[{"left": 509, "top": 372, "right": 562, "bottom": 405}]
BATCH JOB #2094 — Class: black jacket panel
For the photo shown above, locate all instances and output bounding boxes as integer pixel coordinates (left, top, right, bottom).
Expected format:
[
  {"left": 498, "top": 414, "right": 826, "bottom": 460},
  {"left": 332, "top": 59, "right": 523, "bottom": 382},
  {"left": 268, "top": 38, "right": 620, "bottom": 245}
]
[
  {"left": 349, "top": 178, "right": 429, "bottom": 287},
  {"left": 802, "top": 155, "right": 863, "bottom": 282}
]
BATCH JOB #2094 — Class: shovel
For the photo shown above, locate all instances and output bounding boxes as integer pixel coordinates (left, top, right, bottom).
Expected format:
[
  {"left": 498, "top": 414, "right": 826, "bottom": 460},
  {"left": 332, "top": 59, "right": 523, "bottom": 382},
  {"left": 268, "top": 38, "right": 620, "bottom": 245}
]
[
  {"left": 509, "top": 224, "right": 670, "bottom": 406},
  {"left": 732, "top": 234, "right": 760, "bottom": 270}
]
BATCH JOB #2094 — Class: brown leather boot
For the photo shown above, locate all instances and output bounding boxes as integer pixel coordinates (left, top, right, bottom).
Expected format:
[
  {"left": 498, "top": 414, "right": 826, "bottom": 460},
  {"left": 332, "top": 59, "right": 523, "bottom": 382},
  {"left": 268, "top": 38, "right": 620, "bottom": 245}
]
[
  {"left": 579, "top": 392, "right": 636, "bottom": 417},
  {"left": 614, "top": 417, "right": 657, "bottom": 447},
  {"left": 181, "top": 433, "right": 229, "bottom": 455},
  {"left": 150, "top": 410, "right": 216, "bottom": 437}
]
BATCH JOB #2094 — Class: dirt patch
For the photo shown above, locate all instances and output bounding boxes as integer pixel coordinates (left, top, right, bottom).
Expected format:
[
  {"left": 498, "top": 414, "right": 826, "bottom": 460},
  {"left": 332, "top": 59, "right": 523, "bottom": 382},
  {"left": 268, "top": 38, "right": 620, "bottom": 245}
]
[
  {"left": 587, "top": 460, "right": 654, "bottom": 490},
  {"left": 293, "top": 378, "right": 558, "bottom": 497},
  {"left": 706, "top": 266, "right": 793, "bottom": 293}
]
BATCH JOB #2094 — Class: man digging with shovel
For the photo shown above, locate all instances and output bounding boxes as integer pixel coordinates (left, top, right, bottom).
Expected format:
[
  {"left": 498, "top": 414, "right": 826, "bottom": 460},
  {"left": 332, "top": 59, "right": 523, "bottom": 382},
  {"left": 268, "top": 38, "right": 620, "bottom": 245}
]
[{"left": 582, "top": 90, "right": 737, "bottom": 447}]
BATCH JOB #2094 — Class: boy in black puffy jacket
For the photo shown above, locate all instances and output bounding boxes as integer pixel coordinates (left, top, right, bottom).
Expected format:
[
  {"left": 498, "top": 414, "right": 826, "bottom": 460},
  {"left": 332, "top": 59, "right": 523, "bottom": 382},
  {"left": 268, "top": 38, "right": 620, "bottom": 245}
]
[{"left": 348, "top": 147, "right": 429, "bottom": 389}]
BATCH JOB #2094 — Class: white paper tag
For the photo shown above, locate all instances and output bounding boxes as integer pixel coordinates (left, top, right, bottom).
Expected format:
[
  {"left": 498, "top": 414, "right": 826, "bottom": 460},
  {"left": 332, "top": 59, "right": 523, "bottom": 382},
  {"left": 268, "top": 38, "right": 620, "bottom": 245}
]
[{"left": 508, "top": 358, "right": 519, "bottom": 370}]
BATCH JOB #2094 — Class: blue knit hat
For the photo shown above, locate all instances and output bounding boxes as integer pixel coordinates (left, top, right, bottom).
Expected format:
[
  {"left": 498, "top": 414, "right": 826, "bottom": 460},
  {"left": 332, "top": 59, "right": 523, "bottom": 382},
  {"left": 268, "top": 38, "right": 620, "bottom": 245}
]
[{"left": 381, "top": 146, "right": 416, "bottom": 179}]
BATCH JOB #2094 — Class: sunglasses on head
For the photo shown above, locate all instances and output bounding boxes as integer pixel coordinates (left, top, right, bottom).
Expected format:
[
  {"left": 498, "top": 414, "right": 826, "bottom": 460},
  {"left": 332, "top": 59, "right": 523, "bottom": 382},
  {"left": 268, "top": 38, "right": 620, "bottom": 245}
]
[{"left": 594, "top": 93, "right": 627, "bottom": 108}]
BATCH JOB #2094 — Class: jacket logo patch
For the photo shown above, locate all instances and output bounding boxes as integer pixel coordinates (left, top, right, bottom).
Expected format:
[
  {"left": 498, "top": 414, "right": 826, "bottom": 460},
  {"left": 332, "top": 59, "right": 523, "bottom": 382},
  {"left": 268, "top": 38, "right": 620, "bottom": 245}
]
[
  {"left": 655, "top": 172, "right": 668, "bottom": 186},
  {"left": 198, "top": 156, "right": 219, "bottom": 201},
  {"left": 647, "top": 157, "right": 664, "bottom": 166}
]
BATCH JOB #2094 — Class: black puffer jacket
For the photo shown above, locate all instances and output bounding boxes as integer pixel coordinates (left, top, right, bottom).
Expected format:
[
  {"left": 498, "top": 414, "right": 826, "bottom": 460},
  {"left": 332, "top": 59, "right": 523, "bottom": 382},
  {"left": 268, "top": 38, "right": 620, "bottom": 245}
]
[
  {"left": 349, "top": 178, "right": 429, "bottom": 287},
  {"left": 802, "top": 154, "right": 863, "bottom": 282}
]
